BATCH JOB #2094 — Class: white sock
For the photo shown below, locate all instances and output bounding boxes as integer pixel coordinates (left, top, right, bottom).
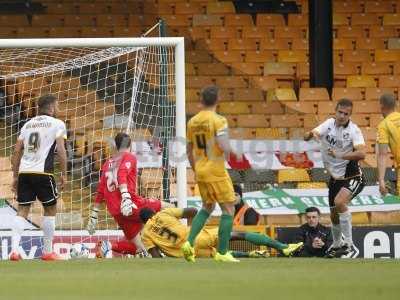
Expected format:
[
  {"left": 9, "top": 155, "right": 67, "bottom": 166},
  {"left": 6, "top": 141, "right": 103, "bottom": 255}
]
[
  {"left": 331, "top": 223, "right": 342, "bottom": 248},
  {"left": 42, "top": 216, "right": 55, "bottom": 254},
  {"left": 339, "top": 211, "right": 353, "bottom": 246},
  {"left": 12, "top": 216, "right": 26, "bottom": 253}
]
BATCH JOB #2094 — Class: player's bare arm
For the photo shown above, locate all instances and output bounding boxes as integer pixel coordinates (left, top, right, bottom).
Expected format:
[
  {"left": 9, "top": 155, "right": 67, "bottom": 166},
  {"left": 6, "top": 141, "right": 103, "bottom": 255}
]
[
  {"left": 304, "top": 129, "right": 320, "bottom": 141},
  {"left": 328, "top": 144, "right": 366, "bottom": 161},
  {"left": 56, "top": 136, "right": 67, "bottom": 191},
  {"left": 377, "top": 143, "right": 389, "bottom": 195},
  {"left": 11, "top": 139, "right": 24, "bottom": 193}
]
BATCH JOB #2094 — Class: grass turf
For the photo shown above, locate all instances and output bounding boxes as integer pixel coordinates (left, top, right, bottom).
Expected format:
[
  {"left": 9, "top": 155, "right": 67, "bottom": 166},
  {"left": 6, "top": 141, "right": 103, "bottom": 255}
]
[{"left": 0, "top": 258, "right": 398, "bottom": 300}]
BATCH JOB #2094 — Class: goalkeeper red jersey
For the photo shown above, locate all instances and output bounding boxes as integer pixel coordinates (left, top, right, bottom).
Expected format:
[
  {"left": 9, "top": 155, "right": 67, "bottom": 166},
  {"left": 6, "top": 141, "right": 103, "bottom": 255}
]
[{"left": 95, "top": 151, "right": 138, "bottom": 216}]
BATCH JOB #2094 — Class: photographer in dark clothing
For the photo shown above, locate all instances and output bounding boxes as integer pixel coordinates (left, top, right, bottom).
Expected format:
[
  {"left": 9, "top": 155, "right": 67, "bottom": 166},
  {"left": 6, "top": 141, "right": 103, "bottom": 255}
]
[{"left": 294, "top": 207, "right": 332, "bottom": 257}]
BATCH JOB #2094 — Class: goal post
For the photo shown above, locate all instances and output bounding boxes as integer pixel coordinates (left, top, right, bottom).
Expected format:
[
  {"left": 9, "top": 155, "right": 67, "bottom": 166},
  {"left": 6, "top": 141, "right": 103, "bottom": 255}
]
[{"left": 0, "top": 37, "right": 187, "bottom": 257}]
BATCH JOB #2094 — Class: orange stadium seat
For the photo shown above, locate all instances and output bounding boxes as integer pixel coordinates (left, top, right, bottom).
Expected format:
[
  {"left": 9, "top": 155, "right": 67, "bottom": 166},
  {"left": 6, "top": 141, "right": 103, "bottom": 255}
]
[
  {"left": 186, "top": 102, "right": 203, "bottom": 115},
  {"left": 299, "top": 88, "right": 330, "bottom": 101},
  {"left": 186, "top": 89, "right": 200, "bottom": 102},
  {"left": 288, "top": 14, "right": 308, "bottom": 26},
  {"left": 225, "top": 14, "right": 254, "bottom": 27},
  {"left": 350, "top": 114, "right": 369, "bottom": 127},
  {"left": 236, "top": 114, "right": 268, "bottom": 128},
  {"left": 185, "top": 63, "right": 196, "bottom": 76},
  {"left": 143, "top": 2, "right": 173, "bottom": 15},
  {"left": 250, "top": 76, "right": 278, "bottom": 91},
  {"left": 45, "top": 3, "right": 76, "bottom": 14},
  {"left": 379, "top": 75, "right": 400, "bottom": 87},
  {"left": 352, "top": 100, "right": 380, "bottom": 113},
  {"left": 113, "top": 27, "right": 143, "bottom": 37},
  {"left": 278, "top": 50, "right": 308, "bottom": 63},
  {"left": 110, "top": 2, "right": 141, "bottom": 14},
  {"left": 264, "top": 62, "right": 296, "bottom": 76},
  {"left": 250, "top": 101, "right": 284, "bottom": 114},
  {"left": 231, "top": 62, "right": 263, "bottom": 75},
  {"left": 369, "top": 114, "right": 384, "bottom": 127},
  {"left": 342, "top": 50, "right": 372, "bottom": 62},
  {"left": 192, "top": 14, "right": 223, "bottom": 26},
  {"left": 215, "top": 76, "right": 247, "bottom": 88},
  {"left": 186, "top": 76, "right": 213, "bottom": 88},
  {"left": 303, "top": 114, "right": 320, "bottom": 128},
  {"left": 228, "top": 38, "right": 259, "bottom": 50},
  {"left": 337, "top": 26, "right": 366, "bottom": 38},
  {"left": 356, "top": 38, "right": 386, "bottom": 50},
  {"left": 256, "top": 14, "right": 285, "bottom": 26},
  {"left": 218, "top": 102, "right": 251, "bottom": 114},
  {"left": 334, "top": 38, "right": 354, "bottom": 50},
  {"left": 31, "top": 15, "right": 63, "bottom": 27},
  {"left": 274, "top": 26, "right": 306, "bottom": 39},
  {"left": 242, "top": 26, "right": 273, "bottom": 39},
  {"left": 96, "top": 15, "right": 127, "bottom": 27},
  {"left": 175, "top": 2, "right": 203, "bottom": 15},
  {"left": 267, "top": 88, "right": 297, "bottom": 101},
  {"left": 260, "top": 38, "right": 291, "bottom": 50},
  {"left": 244, "top": 51, "right": 274, "bottom": 63},
  {"left": 0, "top": 27, "right": 16, "bottom": 38},
  {"left": 291, "top": 38, "right": 309, "bottom": 50},
  {"left": 369, "top": 26, "right": 397, "bottom": 38},
  {"left": 196, "top": 63, "right": 230, "bottom": 75},
  {"left": 278, "top": 169, "right": 310, "bottom": 183},
  {"left": 196, "top": 38, "right": 227, "bottom": 51},
  {"left": 351, "top": 13, "right": 381, "bottom": 26},
  {"left": 207, "top": 1, "right": 235, "bottom": 14},
  {"left": 48, "top": 27, "right": 80, "bottom": 38},
  {"left": 334, "top": 1, "right": 363, "bottom": 13},
  {"left": 347, "top": 75, "right": 376, "bottom": 88},
  {"left": 393, "top": 61, "right": 400, "bottom": 73},
  {"left": 213, "top": 50, "right": 243, "bottom": 63},
  {"left": 160, "top": 15, "right": 191, "bottom": 26},
  {"left": 270, "top": 115, "right": 302, "bottom": 128},
  {"left": 225, "top": 115, "right": 238, "bottom": 128},
  {"left": 297, "top": 62, "right": 310, "bottom": 78},
  {"left": 318, "top": 101, "right": 337, "bottom": 114},
  {"left": 210, "top": 27, "right": 238, "bottom": 39},
  {"left": 64, "top": 15, "right": 95, "bottom": 27},
  {"left": 383, "top": 14, "right": 400, "bottom": 25},
  {"left": 388, "top": 38, "right": 400, "bottom": 49},
  {"left": 77, "top": 3, "right": 107, "bottom": 14},
  {"left": 186, "top": 51, "right": 213, "bottom": 63},
  {"left": 362, "top": 62, "right": 392, "bottom": 75},
  {"left": 375, "top": 49, "right": 400, "bottom": 61},
  {"left": 334, "top": 62, "right": 360, "bottom": 78},
  {"left": 16, "top": 27, "right": 48, "bottom": 38},
  {"left": 255, "top": 128, "right": 288, "bottom": 139},
  {"left": 187, "top": 27, "right": 209, "bottom": 41},
  {"left": 361, "top": 127, "right": 378, "bottom": 141},
  {"left": 229, "top": 128, "right": 256, "bottom": 139},
  {"left": 218, "top": 89, "right": 233, "bottom": 102},
  {"left": 284, "top": 101, "right": 317, "bottom": 114},
  {"left": 332, "top": 87, "right": 364, "bottom": 101},
  {"left": 365, "top": 1, "right": 394, "bottom": 13},
  {"left": 365, "top": 87, "right": 396, "bottom": 100},
  {"left": 333, "top": 13, "right": 351, "bottom": 26},
  {"left": 233, "top": 88, "right": 264, "bottom": 102},
  {"left": 81, "top": 27, "right": 112, "bottom": 37}
]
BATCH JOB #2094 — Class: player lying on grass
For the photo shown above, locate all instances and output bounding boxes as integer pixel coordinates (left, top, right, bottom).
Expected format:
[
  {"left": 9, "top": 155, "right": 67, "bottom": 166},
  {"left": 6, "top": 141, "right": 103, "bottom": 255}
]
[
  {"left": 110, "top": 207, "right": 302, "bottom": 259},
  {"left": 86, "top": 132, "right": 173, "bottom": 257}
]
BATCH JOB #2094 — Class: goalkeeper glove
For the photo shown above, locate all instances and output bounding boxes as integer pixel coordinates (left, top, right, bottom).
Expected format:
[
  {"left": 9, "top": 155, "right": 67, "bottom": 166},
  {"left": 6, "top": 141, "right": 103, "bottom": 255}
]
[
  {"left": 87, "top": 207, "right": 99, "bottom": 235},
  {"left": 120, "top": 192, "right": 137, "bottom": 216}
]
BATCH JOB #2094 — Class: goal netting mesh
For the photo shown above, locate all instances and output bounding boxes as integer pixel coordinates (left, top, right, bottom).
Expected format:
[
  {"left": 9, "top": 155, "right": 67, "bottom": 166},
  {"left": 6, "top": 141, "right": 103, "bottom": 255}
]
[{"left": 0, "top": 41, "right": 178, "bottom": 259}]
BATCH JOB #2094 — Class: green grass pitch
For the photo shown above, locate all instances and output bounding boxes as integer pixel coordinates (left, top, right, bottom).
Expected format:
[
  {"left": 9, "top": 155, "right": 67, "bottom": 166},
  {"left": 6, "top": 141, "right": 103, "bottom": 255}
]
[{"left": 0, "top": 258, "right": 398, "bottom": 300}]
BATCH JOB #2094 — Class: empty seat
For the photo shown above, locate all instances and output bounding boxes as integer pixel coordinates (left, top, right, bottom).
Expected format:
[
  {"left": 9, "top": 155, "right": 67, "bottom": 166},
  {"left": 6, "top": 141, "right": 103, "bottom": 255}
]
[
  {"left": 388, "top": 38, "right": 400, "bottom": 49},
  {"left": 255, "top": 128, "right": 287, "bottom": 139},
  {"left": 333, "top": 13, "right": 350, "bottom": 26},
  {"left": 186, "top": 51, "right": 213, "bottom": 63},
  {"left": 236, "top": 114, "right": 268, "bottom": 128},
  {"left": 288, "top": 127, "right": 306, "bottom": 140},
  {"left": 192, "top": 14, "right": 223, "bottom": 26},
  {"left": 369, "top": 26, "right": 397, "bottom": 38},
  {"left": 250, "top": 101, "right": 284, "bottom": 114},
  {"left": 96, "top": 15, "right": 127, "bottom": 27},
  {"left": 161, "top": 15, "right": 191, "bottom": 26},
  {"left": 334, "top": 38, "right": 354, "bottom": 50},
  {"left": 77, "top": 2, "right": 107, "bottom": 14},
  {"left": 278, "top": 169, "right": 310, "bottom": 183},
  {"left": 81, "top": 27, "right": 112, "bottom": 37},
  {"left": 350, "top": 114, "right": 370, "bottom": 127},
  {"left": 303, "top": 114, "right": 320, "bottom": 128},
  {"left": 318, "top": 101, "right": 338, "bottom": 114},
  {"left": 332, "top": 87, "right": 364, "bottom": 101},
  {"left": 175, "top": 2, "right": 202, "bottom": 15},
  {"left": 215, "top": 76, "right": 247, "bottom": 88},
  {"left": 351, "top": 13, "right": 380, "bottom": 25},
  {"left": 356, "top": 38, "right": 386, "bottom": 50},
  {"left": 250, "top": 76, "right": 278, "bottom": 91},
  {"left": 196, "top": 38, "right": 227, "bottom": 51},
  {"left": 64, "top": 15, "right": 95, "bottom": 27},
  {"left": 228, "top": 38, "right": 258, "bottom": 50},
  {"left": 260, "top": 38, "right": 291, "bottom": 50},
  {"left": 267, "top": 88, "right": 297, "bottom": 101},
  {"left": 334, "top": 1, "right": 363, "bottom": 13},
  {"left": 256, "top": 14, "right": 285, "bottom": 26},
  {"left": 274, "top": 26, "right": 306, "bottom": 39},
  {"left": 270, "top": 114, "right": 302, "bottom": 128},
  {"left": 229, "top": 128, "right": 255, "bottom": 139},
  {"left": 210, "top": 27, "right": 238, "bottom": 39},
  {"left": 143, "top": 2, "right": 173, "bottom": 14},
  {"left": 31, "top": 15, "right": 63, "bottom": 27},
  {"left": 383, "top": 14, "right": 400, "bottom": 25},
  {"left": 379, "top": 75, "right": 400, "bottom": 87},
  {"left": 218, "top": 102, "right": 250, "bottom": 114},
  {"left": 218, "top": 89, "right": 233, "bottom": 102},
  {"left": 362, "top": 62, "right": 392, "bottom": 75},
  {"left": 288, "top": 14, "right": 308, "bottom": 26},
  {"left": 365, "top": 87, "right": 396, "bottom": 100},
  {"left": 264, "top": 62, "right": 296, "bottom": 76},
  {"left": 365, "top": 1, "right": 394, "bottom": 13},
  {"left": 225, "top": 14, "right": 254, "bottom": 26},
  {"left": 369, "top": 113, "right": 384, "bottom": 127},
  {"left": 16, "top": 27, "right": 48, "bottom": 38},
  {"left": 186, "top": 89, "right": 200, "bottom": 102},
  {"left": 297, "top": 182, "right": 327, "bottom": 189},
  {"left": 337, "top": 26, "right": 366, "bottom": 38},
  {"left": 234, "top": 88, "right": 264, "bottom": 102},
  {"left": 342, "top": 50, "right": 372, "bottom": 62},
  {"left": 299, "top": 88, "right": 330, "bottom": 101},
  {"left": 347, "top": 75, "right": 376, "bottom": 87},
  {"left": 370, "top": 211, "right": 400, "bottom": 224},
  {"left": 334, "top": 62, "right": 360, "bottom": 77},
  {"left": 244, "top": 50, "right": 274, "bottom": 63},
  {"left": 291, "top": 38, "right": 309, "bottom": 50},
  {"left": 48, "top": 27, "right": 80, "bottom": 38},
  {"left": 213, "top": 50, "right": 243, "bottom": 63},
  {"left": 352, "top": 100, "right": 380, "bottom": 113},
  {"left": 278, "top": 50, "right": 308, "bottom": 63},
  {"left": 196, "top": 63, "right": 230, "bottom": 75},
  {"left": 45, "top": 3, "right": 76, "bottom": 14},
  {"left": 113, "top": 26, "right": 143, "bottom": 37},
  {"left": 231, "top": 62, "right": 263, "bottom": 75},
  {"left": 186, "top": 102, "right": 203, "bottom": 115},
  {"left": 375, "top": 49, "right": 400, "bottom": 62},
  {"left": 186, "top": 76, "right": 213, "bottom": 88},
  {"left": 207, "top": 1, "right": 235, "bottom": 14},
  {"left": 284, "top": 101, "right": 318, "bottom": 114}
]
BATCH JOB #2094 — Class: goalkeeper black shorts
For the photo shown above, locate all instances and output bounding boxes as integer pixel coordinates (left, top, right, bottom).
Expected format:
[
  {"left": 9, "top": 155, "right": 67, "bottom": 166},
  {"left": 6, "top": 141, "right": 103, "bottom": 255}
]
[
  {"left": 17, "top": 173, "right": 58, "bottom": 207},
  {"left": 328, "top": 175, "right": 365, "bottom": 208}
]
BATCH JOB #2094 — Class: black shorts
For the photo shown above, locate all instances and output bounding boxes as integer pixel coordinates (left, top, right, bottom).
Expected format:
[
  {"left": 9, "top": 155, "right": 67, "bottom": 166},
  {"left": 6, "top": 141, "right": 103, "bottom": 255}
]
[
  {"left": 17, "top": 173, "right": 58, "bottom": 207},
  {"left": 328, "top": 175, "right": 365, "bottom": 208}
]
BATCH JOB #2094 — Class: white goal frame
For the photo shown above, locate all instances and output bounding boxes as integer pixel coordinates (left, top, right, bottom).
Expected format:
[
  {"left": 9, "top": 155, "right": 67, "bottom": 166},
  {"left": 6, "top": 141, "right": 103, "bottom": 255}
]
[{"left": 0, "top": 37, "right": 187, "bottom": 208}]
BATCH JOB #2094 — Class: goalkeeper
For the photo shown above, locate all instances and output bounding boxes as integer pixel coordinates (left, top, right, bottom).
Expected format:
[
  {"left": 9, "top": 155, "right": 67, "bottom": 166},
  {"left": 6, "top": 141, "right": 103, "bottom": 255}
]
[
  {"left": 138, "top": 207, "right": 303, "bottom": 259},
  {"left": 86, "top": 132, "right": 173, "bottom": 257}
]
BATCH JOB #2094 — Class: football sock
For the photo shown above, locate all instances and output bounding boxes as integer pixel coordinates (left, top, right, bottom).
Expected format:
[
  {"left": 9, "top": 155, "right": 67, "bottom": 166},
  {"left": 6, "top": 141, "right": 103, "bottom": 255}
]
[
  {"left": 111, "top": 240, "right": 137, "bottom": 255},
  {"left": 11, "top": 216, "right": 25, "bottom": 253},
  {"left": 187, "top": 209, "right": 210, "bottom": 246},
  {"left": 331, "top": 223, "right": 342, "bottom": 248},
  {"left": 217, "top": 214, "right": 233, "bottom": 255},
  {"left": 244, "top": 232, "right": 287, "bottom": 250},
  {"left": 339, "top": 211, "right": 353, "bottom": 246},
  {"left": 230, "top": 251, "right": 249, "bottom": 258},
  {"left": 42, "top": 216, "right": 55, "bottom": 254}
]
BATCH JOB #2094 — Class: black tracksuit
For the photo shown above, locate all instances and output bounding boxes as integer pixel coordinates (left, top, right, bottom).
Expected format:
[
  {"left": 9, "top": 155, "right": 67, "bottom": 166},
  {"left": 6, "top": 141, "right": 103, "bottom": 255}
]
[{"left": 294, "top": 223, "right": 332, "bottom": 257}]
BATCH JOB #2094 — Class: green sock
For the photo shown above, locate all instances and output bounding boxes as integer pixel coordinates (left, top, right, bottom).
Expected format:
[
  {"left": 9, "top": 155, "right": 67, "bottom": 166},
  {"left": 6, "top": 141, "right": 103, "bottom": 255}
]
[
  {"left": 187, "top": 209, "right": 210, "bottom": 246},
  {"left": 244, "top": 232, "right": 287, "bottom": 251},
  {"left": 230, "top": 251, "right": 249, "bottom": 258},
  {"left": 217, "top": 214, "right": 233, "bottom": 255}
]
